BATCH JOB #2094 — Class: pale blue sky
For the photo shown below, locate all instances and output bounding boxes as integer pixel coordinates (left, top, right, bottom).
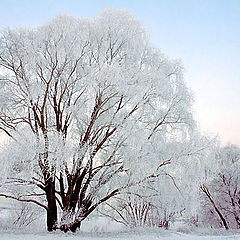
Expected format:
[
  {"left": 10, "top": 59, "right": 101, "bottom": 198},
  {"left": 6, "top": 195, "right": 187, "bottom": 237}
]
[{"left": 1, "top": 0, "right": 240, "bottom": 145}]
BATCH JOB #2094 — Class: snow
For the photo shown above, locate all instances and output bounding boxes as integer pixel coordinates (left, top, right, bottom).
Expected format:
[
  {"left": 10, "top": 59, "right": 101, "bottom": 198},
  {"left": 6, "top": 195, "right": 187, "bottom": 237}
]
[{"left": 0, "top": 230, "right": 239, "bottom": 240}]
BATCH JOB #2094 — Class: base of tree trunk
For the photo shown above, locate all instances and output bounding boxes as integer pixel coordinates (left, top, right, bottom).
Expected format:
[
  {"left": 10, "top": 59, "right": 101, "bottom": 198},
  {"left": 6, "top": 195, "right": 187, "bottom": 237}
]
[{"left": 59, "top": 220, "right": 81, "bottom": 233}]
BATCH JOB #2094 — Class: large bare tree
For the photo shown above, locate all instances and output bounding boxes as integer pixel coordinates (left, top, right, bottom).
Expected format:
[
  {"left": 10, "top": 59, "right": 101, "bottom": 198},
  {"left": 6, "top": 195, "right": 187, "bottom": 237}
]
[{"left": 0, "top": 10, "right": 194, "bottom": 232}]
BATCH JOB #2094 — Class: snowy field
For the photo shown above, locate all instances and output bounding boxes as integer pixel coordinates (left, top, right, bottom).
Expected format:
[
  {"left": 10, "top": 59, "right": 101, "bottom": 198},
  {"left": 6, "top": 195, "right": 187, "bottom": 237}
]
[
  {"left": 0, "top": 230, "right": 240, "bottom": 240},
  {"left": 1, "top": 201, "right": 240, "bottom": 240}
]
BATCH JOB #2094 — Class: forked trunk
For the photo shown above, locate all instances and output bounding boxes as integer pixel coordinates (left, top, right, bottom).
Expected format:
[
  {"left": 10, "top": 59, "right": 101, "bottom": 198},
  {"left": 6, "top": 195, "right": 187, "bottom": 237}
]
[{"left": 59, "top": 207, "right": 85, "bottom": 232}]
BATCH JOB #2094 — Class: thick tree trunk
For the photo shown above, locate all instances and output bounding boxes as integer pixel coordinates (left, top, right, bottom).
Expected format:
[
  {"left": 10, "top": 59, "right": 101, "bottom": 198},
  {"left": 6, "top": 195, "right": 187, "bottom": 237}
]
[
  {"left": 60, "top": 207, "right": 85, "bottom": 232},
  {"left": 45, "top": 177, "right": 58, "bottom": 231},
  {"left": 60, "top": 200, "right": 91, "bottom": 232}
]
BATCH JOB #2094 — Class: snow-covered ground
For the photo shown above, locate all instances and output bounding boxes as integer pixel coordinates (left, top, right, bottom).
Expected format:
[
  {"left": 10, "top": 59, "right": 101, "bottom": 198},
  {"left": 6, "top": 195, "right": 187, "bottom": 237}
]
[
  {"left": 0, "top": 230, "right": 240, "bottom": 240},
  {"left": 1, "top": 201, "right": 240, "bottom": 240}
]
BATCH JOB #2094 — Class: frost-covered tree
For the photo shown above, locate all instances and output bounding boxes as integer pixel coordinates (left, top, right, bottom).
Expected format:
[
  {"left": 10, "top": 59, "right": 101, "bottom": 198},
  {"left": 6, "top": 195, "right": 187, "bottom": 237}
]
[
  {"left": 0, "top": 80, "right": 16, "bottom": 137},
  {"left": 200, "top": 144, "right": 240, "bottom": 230},
  {"left": 0, "top": 9, "right": 194, "bottom": 232}
]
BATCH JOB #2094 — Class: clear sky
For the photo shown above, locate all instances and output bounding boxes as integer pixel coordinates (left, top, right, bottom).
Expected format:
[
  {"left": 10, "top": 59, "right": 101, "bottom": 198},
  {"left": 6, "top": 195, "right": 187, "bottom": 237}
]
[{"left": 1, "top": 0, "right": 240, "bottom": 145}]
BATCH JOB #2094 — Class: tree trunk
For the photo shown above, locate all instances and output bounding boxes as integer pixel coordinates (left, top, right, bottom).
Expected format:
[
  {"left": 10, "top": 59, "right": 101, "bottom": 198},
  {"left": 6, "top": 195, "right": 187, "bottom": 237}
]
[
  {"left": 45, "top": 177, "right": 57, "bottom": 231},
  {"left": 70, "top": 219, "right": 82, "bottom": 232},
  {"left": 60, "top": 206, "right": 85, "bottom": 232},
  {"left": 201, "top": 185, "right": 229, "bottom": 230},
  {"left": 213, "top": 204, "right": 229, "bottom": 230}
]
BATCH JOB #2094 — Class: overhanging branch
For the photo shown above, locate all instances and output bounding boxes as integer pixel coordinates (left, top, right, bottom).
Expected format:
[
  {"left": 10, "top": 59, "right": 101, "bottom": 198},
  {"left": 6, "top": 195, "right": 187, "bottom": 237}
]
[{"left": 0, "top": 193, "right": 48, "bottom": 210}]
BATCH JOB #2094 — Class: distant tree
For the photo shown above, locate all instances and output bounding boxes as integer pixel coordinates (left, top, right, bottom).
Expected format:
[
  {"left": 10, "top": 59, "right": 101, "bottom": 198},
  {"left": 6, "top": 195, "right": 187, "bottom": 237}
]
[
  {"left": 200, "top": 144, "right": 240, "bottom": 230},
  {"left": 0, "top": 9, "right": 194, "bottom": 232}
]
